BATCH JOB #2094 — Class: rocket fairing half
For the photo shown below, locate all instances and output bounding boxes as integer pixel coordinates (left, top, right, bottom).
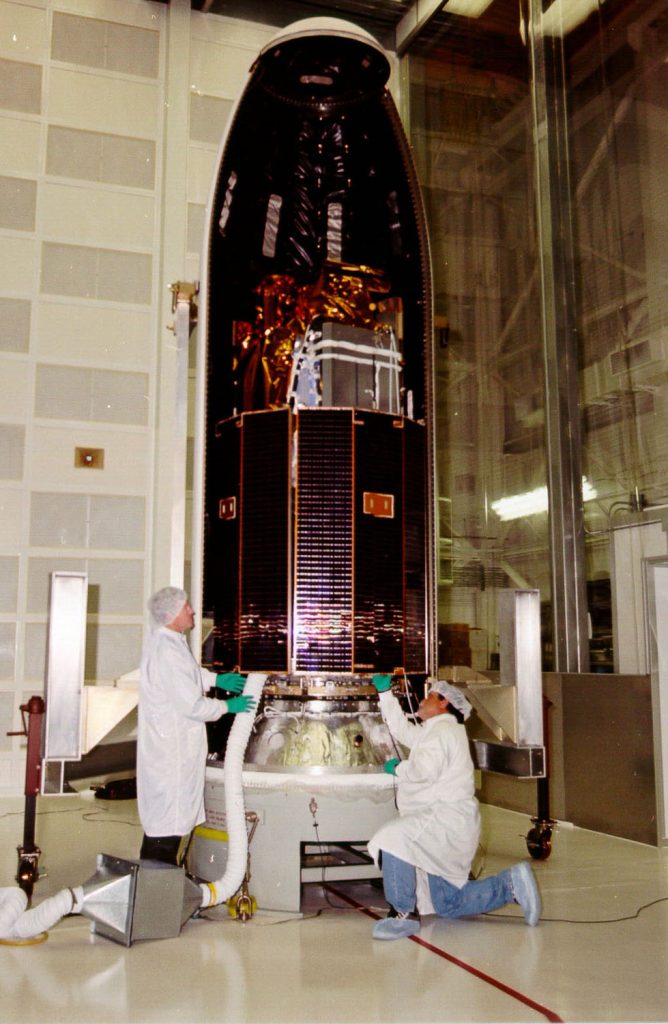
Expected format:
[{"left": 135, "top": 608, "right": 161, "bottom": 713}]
[{"left": 196, "top": 17, "right": 436, "bottom": 679}]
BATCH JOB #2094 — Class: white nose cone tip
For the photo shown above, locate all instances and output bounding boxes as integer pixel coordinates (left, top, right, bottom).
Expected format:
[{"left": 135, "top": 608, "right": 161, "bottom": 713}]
[{"left": 259, "top": 17, "right": 387, "bottom": 57}]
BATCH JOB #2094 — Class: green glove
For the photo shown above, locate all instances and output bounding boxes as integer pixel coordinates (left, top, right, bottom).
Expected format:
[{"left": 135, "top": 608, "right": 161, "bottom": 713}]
[
  {"left": 226, "top": 695, "right": 256, "bottom": 714},
  {"left": 383, "top": 757, "right": 400, "bottom": 775},
  {"left": 372, "top": 674, "right": 392, "bottom": 693},
  {"left": 215, "top": 672, "right": 246, "bottom": 694}
]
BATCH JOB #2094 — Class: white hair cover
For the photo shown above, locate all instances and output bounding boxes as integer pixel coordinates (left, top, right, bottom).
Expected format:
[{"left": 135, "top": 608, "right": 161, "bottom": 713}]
[
  {"left": 429, "top": 681, "right": 473, "bottom": 721},
  {"left": 147, "top": 586, "right": 188, "bottom": 627}
]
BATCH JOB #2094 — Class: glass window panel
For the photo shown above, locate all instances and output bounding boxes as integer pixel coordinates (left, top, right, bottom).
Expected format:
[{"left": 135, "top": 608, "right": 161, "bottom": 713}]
[
  {"left": 406, "top": 9, "right": 545, "bottom": 672},
  {"left": 564, "top": 0, "right": 668, "bottom": 673}
]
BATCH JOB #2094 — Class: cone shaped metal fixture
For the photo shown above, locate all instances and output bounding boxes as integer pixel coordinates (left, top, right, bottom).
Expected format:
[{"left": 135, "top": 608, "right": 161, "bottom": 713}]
[{"left": 79, "top": 853, "right": 202, "bottom": 946}]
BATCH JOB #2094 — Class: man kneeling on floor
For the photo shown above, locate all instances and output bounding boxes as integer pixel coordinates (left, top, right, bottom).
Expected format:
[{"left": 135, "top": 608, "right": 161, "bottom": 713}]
[{"left": 368, "top": 675, "right": 541, "bottom": 941}]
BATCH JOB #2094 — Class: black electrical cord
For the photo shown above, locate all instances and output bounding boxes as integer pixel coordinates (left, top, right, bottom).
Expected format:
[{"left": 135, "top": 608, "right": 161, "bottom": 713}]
[
  {"left": 488, "top": 895, "right": 668, "bottom": 926},
  {"left": 0, "top": 804, "right": 140, "bottom": 828}
]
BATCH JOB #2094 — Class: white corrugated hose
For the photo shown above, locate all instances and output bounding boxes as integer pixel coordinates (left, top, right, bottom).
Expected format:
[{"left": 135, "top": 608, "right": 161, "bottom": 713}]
[
  {"left": 198, "top": 672, "right": 266, "bottom": 909},
  {"left": 0, "top": 885, "right": 83, "bottom": 943}
]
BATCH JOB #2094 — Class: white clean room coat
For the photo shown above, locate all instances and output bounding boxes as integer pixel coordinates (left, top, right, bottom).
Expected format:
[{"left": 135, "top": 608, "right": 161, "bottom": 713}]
[
  {"left": 367, "top": 690, "right": 480, "bottom": 890},
  {"left": 137, "top": 626, "right": 227, "bottom": 837}
]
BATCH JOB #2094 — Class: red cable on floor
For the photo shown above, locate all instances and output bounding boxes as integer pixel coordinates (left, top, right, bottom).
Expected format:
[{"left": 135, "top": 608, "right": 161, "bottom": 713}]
[{"left": 325, "top": 885, "right": 563, "bottom": 1024}]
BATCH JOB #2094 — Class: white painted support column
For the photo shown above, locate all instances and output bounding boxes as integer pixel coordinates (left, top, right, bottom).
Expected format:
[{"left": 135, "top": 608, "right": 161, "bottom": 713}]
[{"left": 152, "top": 0, "right": 192, "bottom": 593}]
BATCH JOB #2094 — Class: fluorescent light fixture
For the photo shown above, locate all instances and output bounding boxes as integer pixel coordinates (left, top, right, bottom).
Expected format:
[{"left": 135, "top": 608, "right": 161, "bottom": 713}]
[
  {"left": 539, "top": 0, "right": 601, "bottom": 37},
  {"left": 396, "top": 0, "right": 494, "bottom": 54},
  {"left": 444, "top": 0, "right": 495, "bottom": 15},
  {"left": 492, "top": 477, "right": 597, "bottom": 521}
]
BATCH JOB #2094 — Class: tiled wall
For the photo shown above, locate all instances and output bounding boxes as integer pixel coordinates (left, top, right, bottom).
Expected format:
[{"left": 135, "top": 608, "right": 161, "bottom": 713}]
[{"left": 0, "top": 0, "right": 276, "bottom": 794}]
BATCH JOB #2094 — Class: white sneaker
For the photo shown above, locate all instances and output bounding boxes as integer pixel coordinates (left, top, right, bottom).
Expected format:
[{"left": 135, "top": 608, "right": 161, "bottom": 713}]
[{"left": 510, "top": 862, "right": 541, "bottom": 926}]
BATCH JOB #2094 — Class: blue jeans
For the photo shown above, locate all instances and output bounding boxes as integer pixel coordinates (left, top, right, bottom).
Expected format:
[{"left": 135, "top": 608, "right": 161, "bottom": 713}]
[{"left": 381, "top": 851, "right": 513, "bottom": 918}]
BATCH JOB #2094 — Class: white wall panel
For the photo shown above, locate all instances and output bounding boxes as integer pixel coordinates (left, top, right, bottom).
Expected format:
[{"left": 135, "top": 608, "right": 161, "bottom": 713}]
[
  {"left": 0, "top": 361, "right": 30, "bottom": 419},
  {"left": 191, "top": 13, "right": 273, "bottom": 51},
  {"left": 23, "top": 621, "right": 46, "bottom": 682},
  {"left": 87, "top": 558, "right": 144, "bottom": 614},
  {"left": 184, "top": 252, "right": 199, "bottom": 281},
  {"left": 47, "top": 126, "right": 156, "bottom": 189},
  {"left": 186, "top": 201, "right": 204, "bottom": 255},
  {"left": 0, "top": 554, "right": 18, "bottom": 612},
  {"left": 34, "top": 364, "right": 92, "bottom": 420},
  {"left": 41, "top": 183, "right": 155, "bottom": 250},
  {"left": 30, "top": 491, "right": 88, "bottom": 547},
  {"left": 0, "top": 624, "right": 15, "bottom": 679},
  {"left": 48, "top": 68, "right": 159, "bottom": 137},
  {"left": 0, "top": 115, "right": 40, "bottom": 174},
  {"left": 187, "top": 146, "right": 217, "bottom": 203},
  {"left": 27, "top": 555, "right": 143, "bottom": 615},
  {"left": 36, "top": 361, "right": 147, "bottom": 429},
  {"left": 51, "top": 11, "right": 159, "bottom": 78},
  {"left": 0, "top": 57, "right": 41, "bottom": 113},
  {"left": 0, "top": 1, "right": 48, "bottom": 61},
  {"left": 0, "top": 297, "right": 30, "bottom": 352},
  {"left": 26, "top": 556, "right": 85, "bottom": 612},
  {"left": 189, "top": 93, "right": 231, "bottom": 144},
  {"left": 61, "top": 0, "right": 163, "bottom": 32},
  {"left": 0, "top": 423, "right": 24, "bottom": 479},
  {"left": 0, "top": 236, "right": 37, "bottom": 291},
  {"left": 0, "top": 691, "right": 14, "bottom": 748},
  {"left": 84, "top": 623, "right": 142, "bottom": 681},
  {"left": 30, "top": 425, "right": 150, "bottom": 490},
  {"left": 89, "top": 494, "right": 145, "bottom": 550},
  {"left": 35, "top": 301, "right": 151, "bottom": 368},
  {"left": 189, "top": 38, "right": 255, "bottom": 96},
  {"left": 41, "top": 242, "right": 153, "bottom": 304},
  {"left": 0, "top": 174, "right": 36, "bottom": 230},
  {"left": 0, "top": 0, "right": 167, "bottom": 790},
  {"left": 0, "top": 487, "right": 24, "bottom": 552}
]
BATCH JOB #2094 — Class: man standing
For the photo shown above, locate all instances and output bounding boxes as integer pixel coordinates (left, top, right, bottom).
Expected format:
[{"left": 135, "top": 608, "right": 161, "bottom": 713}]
[
  {"left": 137, "top": 586, "right": 255, "bottom": 865},
  {"left": 368, "top": 675, "right": 541, "bottom": 940}
]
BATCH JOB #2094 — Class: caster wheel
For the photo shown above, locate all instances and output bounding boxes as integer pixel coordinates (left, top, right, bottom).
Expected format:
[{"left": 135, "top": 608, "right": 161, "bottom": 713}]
[{"left": 526, "top": 825, "right": 552, "bottom": 860}]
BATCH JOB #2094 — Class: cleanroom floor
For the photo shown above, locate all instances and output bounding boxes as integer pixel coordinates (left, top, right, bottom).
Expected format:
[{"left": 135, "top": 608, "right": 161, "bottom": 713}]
[{"left": 1, "top": 787, "right": 667, "bottom": 1024}]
